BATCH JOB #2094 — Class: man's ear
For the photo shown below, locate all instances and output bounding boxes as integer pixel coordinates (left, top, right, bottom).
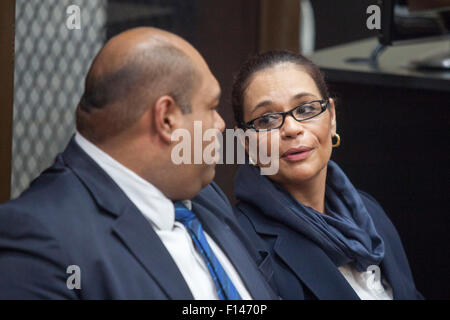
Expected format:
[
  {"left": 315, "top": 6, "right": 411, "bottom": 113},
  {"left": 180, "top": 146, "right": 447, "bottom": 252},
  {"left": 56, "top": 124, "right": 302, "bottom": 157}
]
[
  {"left": 153, "top": 95, "right": 183, "bottom": 144},
  {"left": 329, "top": 98, "right": 337, "bottom": 136}
]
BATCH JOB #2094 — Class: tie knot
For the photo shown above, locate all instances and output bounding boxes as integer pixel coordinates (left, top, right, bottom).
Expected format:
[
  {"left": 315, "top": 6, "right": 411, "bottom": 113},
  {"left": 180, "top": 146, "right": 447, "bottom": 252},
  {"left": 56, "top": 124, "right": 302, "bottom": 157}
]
[{"left": 173, "top": 201, "right": 196, "bottom": 225}]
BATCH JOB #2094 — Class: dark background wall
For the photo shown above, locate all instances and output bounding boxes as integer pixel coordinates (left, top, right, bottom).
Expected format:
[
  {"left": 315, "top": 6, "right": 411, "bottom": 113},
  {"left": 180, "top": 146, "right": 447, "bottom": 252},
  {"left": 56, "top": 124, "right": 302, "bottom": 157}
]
[{"left": 191, "top": 0, "right": 260, "bottom": 204}]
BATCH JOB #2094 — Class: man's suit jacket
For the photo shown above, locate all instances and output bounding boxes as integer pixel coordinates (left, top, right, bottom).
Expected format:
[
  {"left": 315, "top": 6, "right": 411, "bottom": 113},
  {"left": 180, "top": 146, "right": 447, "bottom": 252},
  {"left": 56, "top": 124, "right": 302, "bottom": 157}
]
[
  {"left": 0, "top": 137, "right": 275, "bottom": 299},
  {"left": 235, "top": 191, "right": 424, "bottom": 300}
]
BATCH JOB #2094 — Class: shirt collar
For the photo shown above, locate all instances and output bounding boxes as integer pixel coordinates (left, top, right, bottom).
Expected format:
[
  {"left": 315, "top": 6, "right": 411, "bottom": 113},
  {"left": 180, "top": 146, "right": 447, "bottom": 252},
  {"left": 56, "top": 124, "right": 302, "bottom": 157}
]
[
  {"left": 74, "top": 131, "right": 188, "bottom": 231},
  {"left": 182, "top": 199, "right": 192, "bottom": 211}
]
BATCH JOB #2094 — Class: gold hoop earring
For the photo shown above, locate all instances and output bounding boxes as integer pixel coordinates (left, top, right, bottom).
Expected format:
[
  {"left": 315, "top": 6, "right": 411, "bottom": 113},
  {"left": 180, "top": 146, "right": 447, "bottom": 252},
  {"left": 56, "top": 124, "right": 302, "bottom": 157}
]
[
  {"left": 332, "top": 133, "right": 341, "bottom": 148},
  {"left": 249, "top": 157, "right": 257, "bottom": 166}
]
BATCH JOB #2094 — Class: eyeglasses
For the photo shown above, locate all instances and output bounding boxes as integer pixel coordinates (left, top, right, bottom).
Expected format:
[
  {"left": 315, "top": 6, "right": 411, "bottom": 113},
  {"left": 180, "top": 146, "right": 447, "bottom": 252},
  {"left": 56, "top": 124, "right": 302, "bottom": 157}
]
[{"left": 241, "top": 99, "right": 330, "bottom": 132}]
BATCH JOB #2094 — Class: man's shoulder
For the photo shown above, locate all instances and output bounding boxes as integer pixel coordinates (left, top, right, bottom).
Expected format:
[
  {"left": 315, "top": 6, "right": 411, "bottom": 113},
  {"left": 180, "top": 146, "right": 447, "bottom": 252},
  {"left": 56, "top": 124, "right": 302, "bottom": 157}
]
[
  {"left": 193, "top": 182, "right": 246, "bottom": 231},
  {"left": 193, "top": 181, "right": 232, "bottom": 211},
  {"left": 0, "top": 156, "right": 95, "bottom": 230}
]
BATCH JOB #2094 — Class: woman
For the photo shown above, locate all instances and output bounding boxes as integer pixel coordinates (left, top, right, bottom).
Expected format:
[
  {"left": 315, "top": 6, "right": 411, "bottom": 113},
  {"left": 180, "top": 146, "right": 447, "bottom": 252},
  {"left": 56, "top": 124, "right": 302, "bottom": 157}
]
[{"left": 231, "top": 50, "right": 423, "bottom": 300}]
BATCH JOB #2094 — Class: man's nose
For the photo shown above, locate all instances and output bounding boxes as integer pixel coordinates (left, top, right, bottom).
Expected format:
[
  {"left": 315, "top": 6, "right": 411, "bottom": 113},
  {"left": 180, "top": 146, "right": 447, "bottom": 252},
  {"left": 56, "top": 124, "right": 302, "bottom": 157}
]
[{"left": 281, "top": 115, "right": 304, "bottom": 138}]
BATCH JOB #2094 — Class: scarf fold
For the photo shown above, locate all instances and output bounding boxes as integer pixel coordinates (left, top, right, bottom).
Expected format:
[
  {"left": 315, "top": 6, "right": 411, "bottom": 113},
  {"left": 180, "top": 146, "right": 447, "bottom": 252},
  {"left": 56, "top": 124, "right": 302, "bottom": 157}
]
[{"left": 234, "top": 160, "right": 385, "bottom": 272}]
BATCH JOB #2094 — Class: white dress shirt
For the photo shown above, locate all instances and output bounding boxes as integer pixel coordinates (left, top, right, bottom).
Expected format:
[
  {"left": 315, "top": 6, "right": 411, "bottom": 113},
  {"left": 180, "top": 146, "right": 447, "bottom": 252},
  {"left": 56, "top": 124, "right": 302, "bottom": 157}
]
[
  {"left": 338, "top": 264, "right": 393, "bottom": 300},
  {"left": 74, "top": 132, "right": 252, "bottom": 300}
]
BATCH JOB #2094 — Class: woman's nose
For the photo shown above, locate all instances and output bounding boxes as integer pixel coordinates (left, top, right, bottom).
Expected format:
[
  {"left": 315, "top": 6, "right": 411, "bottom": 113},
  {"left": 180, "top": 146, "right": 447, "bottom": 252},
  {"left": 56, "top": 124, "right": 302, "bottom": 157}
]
[{"left": 281, "top": 115, "right": 304, "bottom": 138}]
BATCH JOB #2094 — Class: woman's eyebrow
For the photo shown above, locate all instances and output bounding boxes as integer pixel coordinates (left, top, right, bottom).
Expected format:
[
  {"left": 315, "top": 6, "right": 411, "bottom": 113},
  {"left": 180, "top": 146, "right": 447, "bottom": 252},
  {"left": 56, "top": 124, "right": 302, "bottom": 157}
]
[
  {"left": 291, "top": 92, "right": 316, "bottom": 102},
  {"left": 252, "top": 92, "right": 316, "bottom": 113},
  {"left": 251, "top": 99, "right": 272, "bottom": 113}
]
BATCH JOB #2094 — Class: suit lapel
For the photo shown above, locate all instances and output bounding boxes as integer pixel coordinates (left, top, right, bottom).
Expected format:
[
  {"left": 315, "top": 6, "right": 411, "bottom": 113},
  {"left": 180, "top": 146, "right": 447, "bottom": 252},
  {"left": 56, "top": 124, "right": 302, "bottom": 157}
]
[
  {"left": 62, "top": 137, "right": 193, "bottom": 299},
  {"left": 112, "top": 204, "right": 193, "bottom": 299},
  {"left": 362, "top": 198, "right": 411, "bottom": 300},
  {"left": 276, "top": 231, "right": 360, "bottom": 300},
  {"left": 374, "top": 225, "right": 410, "bottom": 299},
  {"left": 192, "top": 201, "right": 275, "bottom": 300},
  {"left": 251, "top": 216, "right": 360, "bottom": 300},
  {"left": 379, "top": 243, "right": 407, "bottom": 299}
]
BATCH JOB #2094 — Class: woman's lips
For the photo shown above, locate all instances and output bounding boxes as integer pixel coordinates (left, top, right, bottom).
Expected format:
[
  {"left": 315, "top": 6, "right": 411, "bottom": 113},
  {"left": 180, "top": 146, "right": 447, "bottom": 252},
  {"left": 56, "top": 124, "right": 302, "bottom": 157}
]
[{"left": 282, "top": 147, "right": 313, "bottom": 162}]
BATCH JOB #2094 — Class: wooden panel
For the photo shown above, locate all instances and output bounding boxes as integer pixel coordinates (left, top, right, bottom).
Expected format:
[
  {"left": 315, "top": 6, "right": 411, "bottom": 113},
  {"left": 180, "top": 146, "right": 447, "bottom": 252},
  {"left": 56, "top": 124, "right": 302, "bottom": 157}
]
[
  {"left": 0, "top": 0, "right": 15, "bottom": 202},
  {"left": 194, "top": 0, "right": 260, "bottom": 204},
  {"left": 259, "top": 0, "right": 300, "bottom": 52}
]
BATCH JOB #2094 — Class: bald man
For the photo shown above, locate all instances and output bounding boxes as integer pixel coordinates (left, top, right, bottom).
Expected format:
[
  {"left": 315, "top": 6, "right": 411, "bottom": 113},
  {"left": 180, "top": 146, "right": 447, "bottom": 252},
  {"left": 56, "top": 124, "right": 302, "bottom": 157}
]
[{"left": 0, "top": 28, "right": 275, "bottom": 300}]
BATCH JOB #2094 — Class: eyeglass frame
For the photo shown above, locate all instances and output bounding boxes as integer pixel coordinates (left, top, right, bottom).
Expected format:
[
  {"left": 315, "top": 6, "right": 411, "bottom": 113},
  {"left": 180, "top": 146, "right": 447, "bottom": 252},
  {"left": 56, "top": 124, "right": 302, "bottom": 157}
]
[{"left": 239, "top": 98, "right": 330, "bottom": 132}]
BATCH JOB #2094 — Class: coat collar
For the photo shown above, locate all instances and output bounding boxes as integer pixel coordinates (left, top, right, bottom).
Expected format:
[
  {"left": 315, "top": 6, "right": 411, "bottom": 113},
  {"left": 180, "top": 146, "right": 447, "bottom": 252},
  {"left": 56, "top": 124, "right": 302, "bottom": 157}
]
[
  {"left": 74, "top": 131, "right": 176, "bottom": 231},
  {"left": 62, "top": 136, "right": 130, "bottom": 218},
  {"left": 62, "top": 136, "right": 193, "bottom": 299},
  {"left": 377, "top": 237, "right": 408, "bottom": 299},
  {"left": 363, "top": 206, "right": 412, "bottom": 300}
]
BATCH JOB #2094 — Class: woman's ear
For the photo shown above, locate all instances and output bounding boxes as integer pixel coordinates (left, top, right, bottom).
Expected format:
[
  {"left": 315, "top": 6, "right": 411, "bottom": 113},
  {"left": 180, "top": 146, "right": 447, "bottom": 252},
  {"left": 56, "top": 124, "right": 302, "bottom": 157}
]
[
  {"left": 329, "top": 98, "right": 337, "bottom": 136},
  {"left": 153, "top": 95, "right": 183, "bottom": 144}
]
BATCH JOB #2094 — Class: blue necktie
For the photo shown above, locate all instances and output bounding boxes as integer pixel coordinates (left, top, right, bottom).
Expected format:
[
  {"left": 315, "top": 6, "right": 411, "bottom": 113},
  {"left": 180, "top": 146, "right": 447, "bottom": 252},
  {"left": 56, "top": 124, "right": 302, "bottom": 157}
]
[{"left": 174, "top": 201, "right": 242, "bottom": 300}]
